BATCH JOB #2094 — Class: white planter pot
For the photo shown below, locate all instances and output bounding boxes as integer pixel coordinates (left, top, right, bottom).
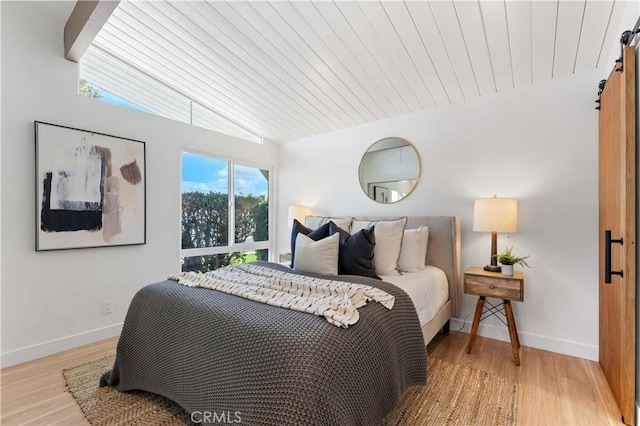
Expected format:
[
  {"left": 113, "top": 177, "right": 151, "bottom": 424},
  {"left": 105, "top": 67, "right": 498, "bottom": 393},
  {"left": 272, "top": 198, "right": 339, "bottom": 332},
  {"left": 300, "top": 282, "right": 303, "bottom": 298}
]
[{"left": 501, "top": 264, "right": 514, "bottom": 276}]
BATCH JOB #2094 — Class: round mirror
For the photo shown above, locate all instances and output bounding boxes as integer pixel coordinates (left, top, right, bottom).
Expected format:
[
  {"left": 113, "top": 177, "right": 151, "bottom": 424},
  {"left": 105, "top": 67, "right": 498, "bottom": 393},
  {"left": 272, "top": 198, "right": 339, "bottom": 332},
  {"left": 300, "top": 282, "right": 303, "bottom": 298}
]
[{"left": 358, "top": 137, "right": 420, "bottom": 204}]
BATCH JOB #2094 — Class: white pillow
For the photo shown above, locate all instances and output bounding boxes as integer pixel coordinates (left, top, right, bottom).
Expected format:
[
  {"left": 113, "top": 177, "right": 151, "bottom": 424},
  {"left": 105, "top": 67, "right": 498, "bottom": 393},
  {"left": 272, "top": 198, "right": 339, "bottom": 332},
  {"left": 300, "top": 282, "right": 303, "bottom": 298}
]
[
  {"left": 351, "top": 218, "right": 408, "bottom": 276},
  {"left": 293, "top": 232, "right": 339, "bottom": 275},
  {"left": 305, "top": 216, "right": 353, "bottom": 232},
  {"left": 398, "top": 226, "right": 429, "bottom": 273}
]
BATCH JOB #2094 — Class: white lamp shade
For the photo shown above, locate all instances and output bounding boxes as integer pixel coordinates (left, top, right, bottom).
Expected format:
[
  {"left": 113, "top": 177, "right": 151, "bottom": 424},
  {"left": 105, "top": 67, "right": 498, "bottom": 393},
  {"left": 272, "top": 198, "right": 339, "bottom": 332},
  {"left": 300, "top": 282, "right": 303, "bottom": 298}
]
[
  {"left": 473, "top": 198, "right": 518, "bottom": 233},
  {"left": 287, "top": 205, "right": 313, "bottom": 228}
]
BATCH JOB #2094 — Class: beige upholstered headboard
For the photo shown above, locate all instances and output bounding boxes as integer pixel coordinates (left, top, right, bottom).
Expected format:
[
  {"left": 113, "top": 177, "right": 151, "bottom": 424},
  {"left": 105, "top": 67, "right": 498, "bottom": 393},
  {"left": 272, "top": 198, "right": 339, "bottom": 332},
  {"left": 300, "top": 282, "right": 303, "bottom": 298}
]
[
  {"left": 361, "top": 216, "right": 461, "bottom": 317},
  {"left": 410, "top": 216, "right": 461, "bottom": 317}
]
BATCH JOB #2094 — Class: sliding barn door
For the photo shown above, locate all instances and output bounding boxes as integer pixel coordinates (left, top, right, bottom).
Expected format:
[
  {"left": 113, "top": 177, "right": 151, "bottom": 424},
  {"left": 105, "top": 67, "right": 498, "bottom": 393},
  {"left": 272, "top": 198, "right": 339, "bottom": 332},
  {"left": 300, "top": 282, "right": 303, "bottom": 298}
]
[{"left": 599, "top": 45, "right": 636, "bottom": 425}]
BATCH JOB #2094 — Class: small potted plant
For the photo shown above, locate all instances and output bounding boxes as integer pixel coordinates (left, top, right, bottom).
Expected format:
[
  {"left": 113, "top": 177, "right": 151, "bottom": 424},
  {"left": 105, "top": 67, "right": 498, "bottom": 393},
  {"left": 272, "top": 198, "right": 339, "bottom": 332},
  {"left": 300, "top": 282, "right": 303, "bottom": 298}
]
[{"left": 494, "top": 246, "right": 531, "bottom": 276}]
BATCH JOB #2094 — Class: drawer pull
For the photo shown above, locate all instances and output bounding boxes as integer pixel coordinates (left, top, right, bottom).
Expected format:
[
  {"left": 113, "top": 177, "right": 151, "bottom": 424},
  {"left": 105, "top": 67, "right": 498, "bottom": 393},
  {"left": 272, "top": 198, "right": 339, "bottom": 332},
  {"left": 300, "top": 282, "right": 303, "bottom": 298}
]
[{"left": 490, "top": 284, "right": 495, "bottom": 289}]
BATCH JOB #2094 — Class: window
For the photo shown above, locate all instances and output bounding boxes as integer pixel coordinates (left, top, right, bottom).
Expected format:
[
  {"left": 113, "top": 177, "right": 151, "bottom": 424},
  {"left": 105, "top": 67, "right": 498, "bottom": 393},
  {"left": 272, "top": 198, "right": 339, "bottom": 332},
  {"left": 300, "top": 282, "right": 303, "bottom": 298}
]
[
  {"left": 79, "top": 46, "right": 262, "bottom": 144},
  {"left": 80, "top": 80, "right": 150, "bottom": 114},
  {"left": 181, "top": 152, "right": 270, "bottom": 273}
]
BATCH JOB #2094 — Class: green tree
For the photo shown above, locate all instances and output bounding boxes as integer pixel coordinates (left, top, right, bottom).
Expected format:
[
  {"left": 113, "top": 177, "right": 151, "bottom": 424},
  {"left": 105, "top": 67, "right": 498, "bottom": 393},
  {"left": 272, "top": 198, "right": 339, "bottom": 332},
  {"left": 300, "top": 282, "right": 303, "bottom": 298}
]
[
  {"left": 253, "top": 200, "right": 269, "bottom": 261},
  {"left": 79, "top": 80, "right": 102, "bottom": 99},
  {"left": 235, "top": 194, "right": 259, "bottom": 243},
  {"left": 181, "top": 191, "right": 269, "bottom": 273},
  {"left": 182, "top": 192, "right": 229, "bottom": 249}
]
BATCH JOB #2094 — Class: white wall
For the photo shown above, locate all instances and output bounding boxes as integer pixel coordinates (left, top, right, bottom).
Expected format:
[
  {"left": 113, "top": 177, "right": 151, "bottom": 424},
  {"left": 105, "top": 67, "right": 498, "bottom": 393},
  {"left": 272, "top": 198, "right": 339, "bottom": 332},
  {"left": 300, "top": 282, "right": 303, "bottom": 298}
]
[
  {"left": 278, "top": 67, "right": 605, "bottom": 360},
  {"left": 0, "top": 2, "right": 277, "bottom": 367}
]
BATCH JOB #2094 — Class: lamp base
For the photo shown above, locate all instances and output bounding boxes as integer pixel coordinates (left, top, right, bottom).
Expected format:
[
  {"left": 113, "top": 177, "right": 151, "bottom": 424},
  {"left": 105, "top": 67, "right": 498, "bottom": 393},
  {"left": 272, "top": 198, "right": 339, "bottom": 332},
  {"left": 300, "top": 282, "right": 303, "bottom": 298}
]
[{"left": 484, "top": 265, "right": 502, "bottom": 273}]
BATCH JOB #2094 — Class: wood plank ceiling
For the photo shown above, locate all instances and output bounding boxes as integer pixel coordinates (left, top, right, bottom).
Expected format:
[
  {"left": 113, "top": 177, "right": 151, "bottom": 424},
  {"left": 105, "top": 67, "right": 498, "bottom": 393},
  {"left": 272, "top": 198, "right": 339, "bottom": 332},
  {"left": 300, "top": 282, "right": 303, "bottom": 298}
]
[{"left": 87, "top": 0, "right": 630, "bottom": 143}]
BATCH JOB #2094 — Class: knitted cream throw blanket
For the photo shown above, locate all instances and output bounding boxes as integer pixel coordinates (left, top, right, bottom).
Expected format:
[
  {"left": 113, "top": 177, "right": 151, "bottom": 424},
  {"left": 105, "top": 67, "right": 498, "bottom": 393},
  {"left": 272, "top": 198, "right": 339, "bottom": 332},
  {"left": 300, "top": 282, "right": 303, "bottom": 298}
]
[{"left": 169, "top": 264, "right": 395, "bottom": 328}]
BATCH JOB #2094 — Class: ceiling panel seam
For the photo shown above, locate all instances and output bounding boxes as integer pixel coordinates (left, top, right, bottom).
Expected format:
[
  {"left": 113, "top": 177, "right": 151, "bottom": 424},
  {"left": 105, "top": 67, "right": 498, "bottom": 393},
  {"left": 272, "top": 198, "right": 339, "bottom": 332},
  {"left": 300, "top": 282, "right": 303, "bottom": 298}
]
[
  {"left": 246, "top": 2, "right": 366, "bottom": 125},
  {"left": 571, "top": 1, "right": 588, "bottom": 74},
  {"left": 213, "top": 1, "right": 353, "bottom": 130},
  {"left": 94, "top": 34, "right": 296, "bottom": 140},
  {"left": 405, "top": 2, "right": 452, "bottom": 104},
  {"left": 201, "top": 2, "right": 347, "bottom": 131},
  {"left": 307, "top": 1, "right": 396, "bottom": 117},
  {"left": 380, "top": 1, "right": 437, "bottom": 109},
  {"left": 270, "top": 2, "right": 384, "bottom": 121},
  {"left": 235, "top": 1, "right": 360, "bottom": 127},
  {"left": 333, "top": 2, "right": 412, "bottom": 114},
  {"left": 530, "top": 1, "right": 533, "bottom": 84},
  {"left": 453, "top": 1, "right": 483, "bottom": 96},
  {"left": 502, "top": 0, "right": 515, "bottom": 89},
  {"left": 103, "top": 7, "right": 308, "bottom": 138},
  {"left": 82, "top": 60, "right": 190, "bottom": 119},
  {"left": 97, "top": 26, "right": 302, "bottom": 140},
  {"left": 551, "top": 0, "right": 560, "bottom": 79},
  {"left": 353, "top": 1, "right": 426, "bottom": 111},
  {"left": 88, "top": 44, "right": 274, "bottom": 140},
  {"left": 169, "top": 2, "right": 330, "bottom": 135},
  {"left": 426, "top": 1, "right": 466, "bottom": 100},
  {"left": 595, "top": 1, "right": 617, "bottom": 68},
  {"left": 152, "top": 2, "right": 327, "bottom": 135}
]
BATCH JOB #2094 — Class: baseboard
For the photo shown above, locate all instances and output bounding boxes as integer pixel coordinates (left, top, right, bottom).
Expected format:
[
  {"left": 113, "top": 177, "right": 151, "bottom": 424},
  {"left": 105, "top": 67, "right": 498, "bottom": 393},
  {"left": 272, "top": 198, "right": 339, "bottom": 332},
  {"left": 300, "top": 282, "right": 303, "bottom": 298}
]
[
  {"left": 450, "top": 318, "right": 599, "bottom": 361},
  {"left": 0, "top": 323, "right": 123, "bottom": 368},
  {"left": 1, "top": 319, "right": 600, "bottom": 367},
  {"left": 636, "top": 400, "right": 639, "bottom": 426}
]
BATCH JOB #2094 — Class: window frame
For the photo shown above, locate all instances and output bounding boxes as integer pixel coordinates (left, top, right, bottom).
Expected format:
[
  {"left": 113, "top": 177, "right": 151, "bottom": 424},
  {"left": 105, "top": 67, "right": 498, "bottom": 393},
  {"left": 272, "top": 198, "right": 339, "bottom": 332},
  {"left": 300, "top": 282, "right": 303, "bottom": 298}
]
[{"left": 180, "top": 149, "right": 274, "bottom": 263}]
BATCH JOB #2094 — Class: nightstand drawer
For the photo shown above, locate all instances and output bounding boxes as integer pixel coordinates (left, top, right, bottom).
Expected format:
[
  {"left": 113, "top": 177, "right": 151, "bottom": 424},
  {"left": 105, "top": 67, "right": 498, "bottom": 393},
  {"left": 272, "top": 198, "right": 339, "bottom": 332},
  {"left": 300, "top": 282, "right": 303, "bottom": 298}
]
[{"left": 465, "top": 274, "right": 523, "bottom": 301}]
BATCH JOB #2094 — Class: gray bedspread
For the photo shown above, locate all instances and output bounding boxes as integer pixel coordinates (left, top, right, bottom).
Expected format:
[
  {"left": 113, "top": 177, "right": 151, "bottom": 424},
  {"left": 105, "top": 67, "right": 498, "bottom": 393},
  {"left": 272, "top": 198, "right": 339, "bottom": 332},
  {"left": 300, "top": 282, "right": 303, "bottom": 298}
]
[{"left": 100, "top": 262, "right": 427, "bottom": 425}]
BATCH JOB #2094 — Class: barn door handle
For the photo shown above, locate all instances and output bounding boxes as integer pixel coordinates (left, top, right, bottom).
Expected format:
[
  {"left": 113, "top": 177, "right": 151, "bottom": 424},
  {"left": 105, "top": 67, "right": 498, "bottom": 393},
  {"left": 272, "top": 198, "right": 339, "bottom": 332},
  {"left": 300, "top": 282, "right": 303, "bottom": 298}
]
[{"left": 604, "top": 230, "right": 624, "bottom": 284}]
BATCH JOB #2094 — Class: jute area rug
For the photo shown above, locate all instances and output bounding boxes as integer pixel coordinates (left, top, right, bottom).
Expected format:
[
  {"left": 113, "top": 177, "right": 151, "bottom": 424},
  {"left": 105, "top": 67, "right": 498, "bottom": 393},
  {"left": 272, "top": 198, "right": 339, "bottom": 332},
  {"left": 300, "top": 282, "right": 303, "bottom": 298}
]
[{"left": 64, "top": 355, "right": 520, "bottom": 425}]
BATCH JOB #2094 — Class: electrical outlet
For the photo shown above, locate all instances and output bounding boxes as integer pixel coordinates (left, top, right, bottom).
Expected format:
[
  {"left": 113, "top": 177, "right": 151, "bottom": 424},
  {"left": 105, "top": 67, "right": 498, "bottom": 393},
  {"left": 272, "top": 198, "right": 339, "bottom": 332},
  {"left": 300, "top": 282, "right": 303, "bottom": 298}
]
[{"left": 102, "top": 300, "right": 113, "bottom": 314}]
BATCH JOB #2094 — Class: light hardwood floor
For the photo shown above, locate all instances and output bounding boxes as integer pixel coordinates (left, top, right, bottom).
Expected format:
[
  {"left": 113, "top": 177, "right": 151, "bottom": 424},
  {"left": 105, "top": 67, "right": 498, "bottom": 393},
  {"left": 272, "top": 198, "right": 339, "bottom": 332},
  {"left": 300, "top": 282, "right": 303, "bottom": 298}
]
[
  {"left": 1, "top": 331, "right": 623, "bottom": 425},
  {"left": 428, "top": 331, "right": 623, "bottom": 425}
]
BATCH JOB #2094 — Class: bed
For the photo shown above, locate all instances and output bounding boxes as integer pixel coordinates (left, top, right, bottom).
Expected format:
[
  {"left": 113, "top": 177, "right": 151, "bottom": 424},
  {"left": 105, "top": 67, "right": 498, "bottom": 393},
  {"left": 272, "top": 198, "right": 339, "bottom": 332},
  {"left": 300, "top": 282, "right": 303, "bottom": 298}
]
[
  {"left": 298, "top": 215, "right": 461, "bottom": 346},
  {"left": 399, "top": 216, "right": 461, "bottom": 345},
  {"left": 381, "top": 266, "right": 449, "bottom": 328},
  {"left": 100, "top": 216, "right": 460, "bottom": 425}
]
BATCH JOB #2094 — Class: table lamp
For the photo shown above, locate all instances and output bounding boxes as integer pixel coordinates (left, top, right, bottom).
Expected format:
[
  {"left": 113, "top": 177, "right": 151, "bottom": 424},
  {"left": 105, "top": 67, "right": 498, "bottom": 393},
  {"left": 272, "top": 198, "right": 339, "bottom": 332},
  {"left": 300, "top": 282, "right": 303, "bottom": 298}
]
[
  {"left": 473, "top": 196, "right": 518, "bottom": 272},
  {"left": 287, "top": 205, "right": 312, "bottom": 228}
]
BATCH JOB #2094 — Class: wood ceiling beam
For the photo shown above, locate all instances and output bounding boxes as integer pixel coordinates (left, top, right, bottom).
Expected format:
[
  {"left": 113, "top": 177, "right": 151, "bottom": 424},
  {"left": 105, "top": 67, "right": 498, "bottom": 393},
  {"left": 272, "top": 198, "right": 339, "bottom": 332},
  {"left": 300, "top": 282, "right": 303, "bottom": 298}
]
[{"left": 64, "top": 0, "right": 120, "bottom": 62}]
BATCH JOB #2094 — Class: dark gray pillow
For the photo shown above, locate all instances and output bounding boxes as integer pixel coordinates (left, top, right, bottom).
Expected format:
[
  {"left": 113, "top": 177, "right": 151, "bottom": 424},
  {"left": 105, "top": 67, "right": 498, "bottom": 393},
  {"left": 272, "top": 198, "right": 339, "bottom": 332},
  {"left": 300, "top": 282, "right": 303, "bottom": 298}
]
[
  {"left": 329, "top": 222, "right": 378, "bottom": 279},
  {"left": 290, "top": 219, "right": 331, "bottom": 268}
]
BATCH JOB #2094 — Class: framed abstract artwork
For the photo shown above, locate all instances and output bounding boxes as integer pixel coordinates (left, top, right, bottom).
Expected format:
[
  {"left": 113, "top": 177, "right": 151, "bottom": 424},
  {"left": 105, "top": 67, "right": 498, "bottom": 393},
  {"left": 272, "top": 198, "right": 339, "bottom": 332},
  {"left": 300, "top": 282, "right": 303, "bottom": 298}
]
[{"left": 35, "top": 121, "right": 146, "bottom": 251}]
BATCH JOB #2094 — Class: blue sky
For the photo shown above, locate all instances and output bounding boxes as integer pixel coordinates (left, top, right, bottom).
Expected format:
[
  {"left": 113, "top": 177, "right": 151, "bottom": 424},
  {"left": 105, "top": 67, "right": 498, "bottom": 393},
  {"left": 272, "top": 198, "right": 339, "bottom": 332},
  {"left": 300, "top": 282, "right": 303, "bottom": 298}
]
[
  {"left": 85, "top": 81, "right": 150, "bottom": 113},
  {"left": 182, "top": 152, "right": 268, "bottom": 196},
  {"left": 100, "top": 91, "right": 150, "bottom": 113}
]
